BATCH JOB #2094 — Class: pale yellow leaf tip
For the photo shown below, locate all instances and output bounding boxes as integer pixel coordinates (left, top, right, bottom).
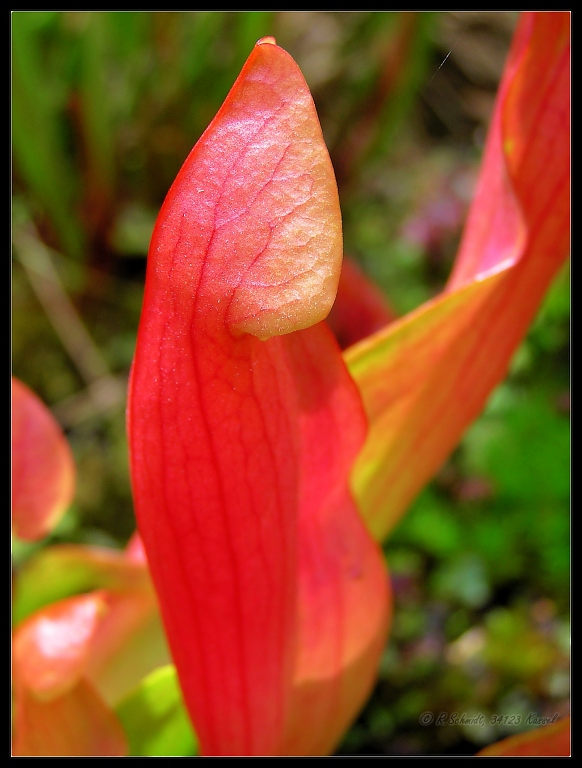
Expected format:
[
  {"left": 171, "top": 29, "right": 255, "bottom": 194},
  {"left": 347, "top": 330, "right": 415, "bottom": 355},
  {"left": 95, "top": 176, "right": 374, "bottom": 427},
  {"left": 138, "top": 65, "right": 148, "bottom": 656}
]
[{"left": 225, "top": 39, "right": 343, "bottom": 341}]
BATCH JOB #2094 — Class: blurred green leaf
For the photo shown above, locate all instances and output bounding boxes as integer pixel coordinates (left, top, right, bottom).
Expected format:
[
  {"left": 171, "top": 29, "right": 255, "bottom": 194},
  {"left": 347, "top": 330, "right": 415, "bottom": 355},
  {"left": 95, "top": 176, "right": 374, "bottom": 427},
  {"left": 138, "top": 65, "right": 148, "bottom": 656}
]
[
  {"left": 464, "top": 390, "right": 569, "bottom": 502},
  {"left": 483, "top": 608, "right": 559, "bottom": 680},
  {"left": 12, "top": 544, "right": 151, "bottom": 626},
  {"left": 75, "top": 12, "right": 117, "bottom": 240},
  {"left": 393, "top": 489, "right": 462, "bottom": 558},
  {"left": 116, "top": 665, "right": 198, "bottom": 757}
]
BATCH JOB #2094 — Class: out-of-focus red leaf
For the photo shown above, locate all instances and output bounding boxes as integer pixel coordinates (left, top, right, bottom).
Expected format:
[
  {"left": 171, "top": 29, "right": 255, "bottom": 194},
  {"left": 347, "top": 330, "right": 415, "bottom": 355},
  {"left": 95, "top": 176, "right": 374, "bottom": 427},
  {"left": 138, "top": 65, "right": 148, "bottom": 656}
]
[
  {"left": 13, "top": 592, "right": 107, "bottom": 700},
  {"left": 12, "top": 593, "right": 128, "bottom": 757},
  {"left": 12, "top": 539, "right": 169, "bottom": 754},
  {"left": 128, "top": 38, "right": 388, "bottom": 756},
  {"left": 327, "top": 257, "right": 396, "bottom": 349},
  {"left": 11, "top": 377, "right": 75, "bottom": 541},
  {"left": 124, "top": 530, "right": 147, "bottom": 564},
  {"left": 476, "top": 716, "right": 570, "bottom": 757},
  {"left": 12, "top": 538, "right": 169, "bottom": 704},
  {"left": 346, "top": 11, "right": 570, "bottom": 540},
  {"left": 447, "top": 12, "right": 570, "bottom": 289},
  {"left": 13, "top": 681, "right": 127, "bottom": 757}
]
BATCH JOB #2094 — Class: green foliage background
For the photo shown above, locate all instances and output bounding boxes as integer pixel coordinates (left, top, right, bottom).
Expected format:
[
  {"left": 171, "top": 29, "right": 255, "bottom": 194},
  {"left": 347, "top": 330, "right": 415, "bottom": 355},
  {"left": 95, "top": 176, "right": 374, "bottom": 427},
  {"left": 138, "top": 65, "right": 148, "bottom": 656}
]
[{"left": 12, "top": 11, "right": 569, "bottom": 756}]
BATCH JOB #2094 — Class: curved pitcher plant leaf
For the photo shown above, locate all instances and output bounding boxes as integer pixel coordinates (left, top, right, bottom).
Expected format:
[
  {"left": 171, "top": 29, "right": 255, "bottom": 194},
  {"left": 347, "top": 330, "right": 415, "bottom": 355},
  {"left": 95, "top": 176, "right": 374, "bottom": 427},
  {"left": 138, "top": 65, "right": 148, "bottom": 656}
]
[
  {"left": 128, "top": 37, "right": 389, "bottom": 756},
  {"left": 346, "top": 11, "right": 570, "bottom": 541}
]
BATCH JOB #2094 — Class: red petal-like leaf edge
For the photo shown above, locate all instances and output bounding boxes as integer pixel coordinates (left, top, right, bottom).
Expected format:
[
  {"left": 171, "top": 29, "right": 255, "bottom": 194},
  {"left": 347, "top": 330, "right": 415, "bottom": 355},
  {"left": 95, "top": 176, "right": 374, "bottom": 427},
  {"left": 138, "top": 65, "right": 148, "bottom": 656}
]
[{"left": 346, "top": 11, "right": 570, "bottom": 540}]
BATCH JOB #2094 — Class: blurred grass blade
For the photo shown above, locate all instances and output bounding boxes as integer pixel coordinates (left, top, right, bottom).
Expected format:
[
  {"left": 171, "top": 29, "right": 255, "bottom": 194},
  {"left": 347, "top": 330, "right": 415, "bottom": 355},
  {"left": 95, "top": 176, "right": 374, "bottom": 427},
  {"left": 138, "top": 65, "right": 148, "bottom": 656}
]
[
  {"left": 12, "top": 12, "right": 86, "bottom": 261},
  {"left": 235, "top": 11, "right": 274, "bottom": 59},
  {"left": 75, "top": 12, "right": 117, "bottom": 244},
  {"left": 332, "top": 12, "right": 435, "bottom": 188}
]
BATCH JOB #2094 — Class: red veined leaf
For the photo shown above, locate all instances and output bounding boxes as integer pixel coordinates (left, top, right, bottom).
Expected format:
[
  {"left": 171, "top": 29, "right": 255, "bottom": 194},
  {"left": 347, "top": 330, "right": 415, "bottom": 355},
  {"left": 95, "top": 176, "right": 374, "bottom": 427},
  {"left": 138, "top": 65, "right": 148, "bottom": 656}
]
[
  {"left": 447, "top": 11, "right": 570, "bottom": 289},
  {"left": 128, "top": 38, "right": 388, "bottom": 755},
  {"left": 140, "top": 35, "right": 343, "bottom": 344},
  {"left": 476, "top": 715, "right": 570, "bottom": 757},
  {"left": 11, "top": 377, "right": 75, "bottom": 541},
  {"left": 346, "top": 11, "right": 570, "bottom": 540}
]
